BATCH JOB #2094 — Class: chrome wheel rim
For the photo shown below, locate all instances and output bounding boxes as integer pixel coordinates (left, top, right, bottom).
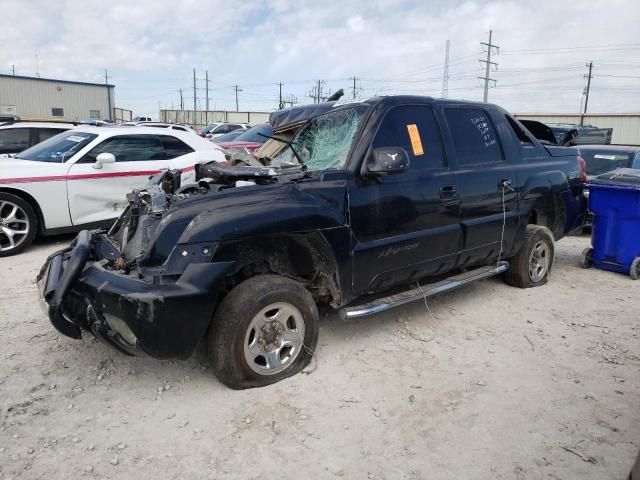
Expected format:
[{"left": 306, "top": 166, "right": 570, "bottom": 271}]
[
  {"left": 528, "top": 240, "right": 549, "bottom": 282},
  {"left": 0, "top": 201, "right": 30, "bottom": 252},
  {"left": 243, "top": 302, "right": 305, "bottom": 376}
]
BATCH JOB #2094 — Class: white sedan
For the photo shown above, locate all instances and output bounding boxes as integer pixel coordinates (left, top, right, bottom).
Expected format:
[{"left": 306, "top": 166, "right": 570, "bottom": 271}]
[{"left": 0, "top": 126, "right": 225, "bottom": 256}]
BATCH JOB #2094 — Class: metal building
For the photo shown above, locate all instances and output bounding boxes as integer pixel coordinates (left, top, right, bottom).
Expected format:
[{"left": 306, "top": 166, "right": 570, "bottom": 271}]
[{"left": 0, "top": 74, "right": 115, "bottom": 122}]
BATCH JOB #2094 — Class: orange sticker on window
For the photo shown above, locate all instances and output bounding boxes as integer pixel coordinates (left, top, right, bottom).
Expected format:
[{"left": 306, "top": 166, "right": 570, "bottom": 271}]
[{"left": 406, "top": 124, "right": 424, "bottom": 156}]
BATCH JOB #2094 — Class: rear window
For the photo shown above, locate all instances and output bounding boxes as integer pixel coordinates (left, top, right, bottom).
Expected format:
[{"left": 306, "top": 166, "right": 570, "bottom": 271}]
[
  {"left": 444, "top": 108, "right": 503, "bottom": 166},
  {"left": 581, "top": 151, "right": 631, "bottom": 176},
  {"left": 0, "top": 128, "right": 30, "bottom": 154},
  {"left": 160, "top": 135, "right": 194, "bottom": 158}
]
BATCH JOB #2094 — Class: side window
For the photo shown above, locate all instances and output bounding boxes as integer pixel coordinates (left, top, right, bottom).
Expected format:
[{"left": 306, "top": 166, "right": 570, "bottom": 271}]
[
  {"left": 37, "top": 128, "right": 67, "bottom": 143},
  {"left": 633, "top": 152, "right": 640, "bottom": 169},
  {"left": 0, "top": 128, "right": 30, "bottom": 153},
  {"left": 81, "top": 135, "right": 165, "bottom": 163},
  {"left": 372, "top": 105, "right": 445, "bottom": 170},
  {"left": 213, "top": 125, "right": 228, "bottom": 134},
  {"left": 444, "top": 108, "right": 503, "bottom": 166},
  {"left": 228, "top": 124, "right": 242, "bottom": 132},
  {"left": 160, "top": 136, "right": 194, "bottom": 159},
  {"left": 505, "top": 115, "right": 534, "bottom": 147}
]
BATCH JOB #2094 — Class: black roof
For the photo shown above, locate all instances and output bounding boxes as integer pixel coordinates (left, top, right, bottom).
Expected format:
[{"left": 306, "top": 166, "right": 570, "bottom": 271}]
[
  {"left": 0, "top": 73, "right": 115, "bottom": 88},
  {"left": 269, "top": 95, "right": 497, "bottom": 129}
]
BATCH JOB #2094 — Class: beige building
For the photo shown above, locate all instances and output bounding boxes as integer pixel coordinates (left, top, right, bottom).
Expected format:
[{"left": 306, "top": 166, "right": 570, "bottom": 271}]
[{"left": 0, "top": 74, "right": 115, "bottom": 122}]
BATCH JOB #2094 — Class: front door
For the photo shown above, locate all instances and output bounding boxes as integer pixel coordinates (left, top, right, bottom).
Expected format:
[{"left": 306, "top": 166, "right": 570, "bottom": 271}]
[
  {"left": 66, "top": 134, "right": 174, "bottom": 225},
  {"left": 348, "top": 104, "right": 461, "bottom": 295}
]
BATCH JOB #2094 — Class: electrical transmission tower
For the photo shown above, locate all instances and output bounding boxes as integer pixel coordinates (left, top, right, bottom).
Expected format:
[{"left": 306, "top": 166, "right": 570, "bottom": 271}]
[
  {"left": 441, "top": 40, "right": 450, "bottom": 98},
  {"left": 307, "top": 80, "right": 325, "bottom": 103},
  {"left": 478, "top": 30, "right": 499, "bottom": 103}
]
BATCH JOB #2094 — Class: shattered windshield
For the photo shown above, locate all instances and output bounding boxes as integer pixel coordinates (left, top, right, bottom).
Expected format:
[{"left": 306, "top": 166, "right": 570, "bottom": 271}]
[{"left": 274, "top": 105, "right": 368, "bottom": 171}]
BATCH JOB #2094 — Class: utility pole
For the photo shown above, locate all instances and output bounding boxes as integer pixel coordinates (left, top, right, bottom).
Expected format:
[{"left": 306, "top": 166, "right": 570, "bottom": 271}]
[
  {"left": 205, "top": 70, "right": 210, "bottom": 112},
  {"left": 277, "top": 82, "right": 284, "bottom": 109},
  {"left": 12, "top": 64, "right": 15, "bottom": 75},
  {"left": 478, "top": 30, "right": 499, "bottom": 103},
  {"left": 179, "top": 89, "right": 184, "bottom": 110},
  {"left": 234, "top": 85, "right": 242, "bottom": 112},
  {"left": 441, "top": 40, "right": 450, "bottom": 98},
  {"left": 193, "top": 68, "right": 197, "bottom": 112},
  {"left": 351, "top": 76, "right": 359, "bottom": 99},
  {"left": 317, "top": 80, "right": 323, "bottom": 103},
  {"left": 104, "top": 69, "right": 112, "bottom": 121},
  {"left": 35, "top": 54, "right": 40, "bottom": 78},
  {"left": 581, "top": 61, "right": 593, "bottom": 126}
]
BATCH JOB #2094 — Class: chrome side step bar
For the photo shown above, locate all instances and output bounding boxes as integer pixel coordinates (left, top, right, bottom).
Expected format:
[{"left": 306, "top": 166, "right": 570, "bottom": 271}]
[{"left": 339, "top": 261, "right": 509, "bottom": 321}]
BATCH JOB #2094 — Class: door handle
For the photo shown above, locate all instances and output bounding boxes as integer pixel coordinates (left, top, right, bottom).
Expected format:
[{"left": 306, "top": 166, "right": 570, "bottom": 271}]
[
  {"left": 439, "top": 185, "right": 457, "bottom": 200},
  {"left": 498, "top": 178, "right": 514, "bottom": 191}
]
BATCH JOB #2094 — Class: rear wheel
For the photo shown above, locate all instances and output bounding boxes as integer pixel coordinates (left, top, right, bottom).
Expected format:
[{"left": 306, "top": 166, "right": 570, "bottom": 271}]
[
  {"left": 208, "top": 274, "right": 319, "bottom": 389},
  {"left": 504, "top": 225, "right": 555, "bottom": 288},
  {"left": 0, "top": 193, "right": 37, "bottom": 257}
]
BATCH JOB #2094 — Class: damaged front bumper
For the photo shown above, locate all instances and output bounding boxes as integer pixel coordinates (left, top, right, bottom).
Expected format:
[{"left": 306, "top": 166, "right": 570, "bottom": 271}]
[{"left": 37, "top": 230, "right": 234, "bottom": 359}]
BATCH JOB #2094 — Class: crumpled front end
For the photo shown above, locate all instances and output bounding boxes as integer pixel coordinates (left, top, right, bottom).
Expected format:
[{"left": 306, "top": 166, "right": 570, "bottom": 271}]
[{"left": 37, "top": 176, "right": 237, "bottom": 359}]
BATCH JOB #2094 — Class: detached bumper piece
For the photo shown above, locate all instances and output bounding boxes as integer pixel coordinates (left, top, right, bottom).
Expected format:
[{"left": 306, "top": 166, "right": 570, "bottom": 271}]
[{"left": 37, "top": 230, "right": 234, "bottom": 360}]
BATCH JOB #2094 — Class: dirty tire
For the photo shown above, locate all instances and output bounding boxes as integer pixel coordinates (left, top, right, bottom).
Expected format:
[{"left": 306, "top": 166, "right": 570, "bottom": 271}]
[
  {"left": 0, "top": 192, "right": 37, "bottom": 257},
  {"left": 580, "top": 247, "right": 593, "bottom": 269},
  {"left": 504, "top": 225, "right": 555, "bottom": 288},
  {"left": 208, "top": 274, "right": 319, "bottom": 390},
  {"left": 630, "top": 257, "right": 640, "bottom": 280}
]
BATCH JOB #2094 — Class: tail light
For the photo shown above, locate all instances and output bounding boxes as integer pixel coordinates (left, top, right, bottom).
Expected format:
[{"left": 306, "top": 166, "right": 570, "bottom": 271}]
[{"left": 577, "top": 155, "right": 587, "bottom": 182}]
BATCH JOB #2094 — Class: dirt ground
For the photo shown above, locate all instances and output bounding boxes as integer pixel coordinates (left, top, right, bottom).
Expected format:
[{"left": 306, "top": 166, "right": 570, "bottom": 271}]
[{"left": 0, "top": 233, "right": 638, "bottom": 480}]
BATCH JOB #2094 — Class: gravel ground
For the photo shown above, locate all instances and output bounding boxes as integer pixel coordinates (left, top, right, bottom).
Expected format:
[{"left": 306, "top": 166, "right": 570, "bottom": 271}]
[{"left": 0, "top": 234, "right": 638, "bottom": 480}]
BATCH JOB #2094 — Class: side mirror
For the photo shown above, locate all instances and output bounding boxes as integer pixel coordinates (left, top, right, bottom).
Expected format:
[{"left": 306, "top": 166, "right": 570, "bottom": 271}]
[
  {"left": 93, "top": 152, "right": 116, "bottom": 169},
  {"left": 366, "top": 147, "right": 410, "bottom": 174}
]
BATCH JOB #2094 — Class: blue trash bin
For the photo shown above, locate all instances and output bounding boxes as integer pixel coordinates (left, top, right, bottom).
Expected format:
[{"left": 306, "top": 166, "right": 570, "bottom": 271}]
[{"left": 583, "top": 168, "right": 640, "bottom": 279}]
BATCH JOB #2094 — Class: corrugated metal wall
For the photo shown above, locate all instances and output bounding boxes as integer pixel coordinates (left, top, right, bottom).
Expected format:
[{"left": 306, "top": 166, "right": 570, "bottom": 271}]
[
  {"left": 160, "top": 109, "right": 271, "bottom": 129},
  {"left": 514, "top": 113, "right": 640, "bottom": 145},
  {"left": 0, "top": 75, "right": 115, "bottom": 121}
]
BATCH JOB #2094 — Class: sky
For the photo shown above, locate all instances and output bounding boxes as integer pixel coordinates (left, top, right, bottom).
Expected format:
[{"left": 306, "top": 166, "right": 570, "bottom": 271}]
[{"left": 1, "top": 0, "right": 639, "bottom": 118}]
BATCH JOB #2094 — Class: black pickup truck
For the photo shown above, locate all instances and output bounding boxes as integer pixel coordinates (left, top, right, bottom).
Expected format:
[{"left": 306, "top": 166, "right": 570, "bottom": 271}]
[{"left": 38, "top": 96, "right": 587, "bottom": 389}]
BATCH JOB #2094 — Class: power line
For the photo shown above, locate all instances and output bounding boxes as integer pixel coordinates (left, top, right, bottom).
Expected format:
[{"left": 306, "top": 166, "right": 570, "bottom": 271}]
[{"left": 478, "top": 30, "right": 499, "bottom": 103}]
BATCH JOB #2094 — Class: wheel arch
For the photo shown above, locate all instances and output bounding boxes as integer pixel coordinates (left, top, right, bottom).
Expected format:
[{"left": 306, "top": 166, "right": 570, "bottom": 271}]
[
  {"left": 0, "top": 187, "right": 46, "bottom": 233},
  {"left": 527, "top": 193, "right": 565, "bottom": 240},
  {"left": 215, "top": 231, "right": 342, "bottom": 307}
]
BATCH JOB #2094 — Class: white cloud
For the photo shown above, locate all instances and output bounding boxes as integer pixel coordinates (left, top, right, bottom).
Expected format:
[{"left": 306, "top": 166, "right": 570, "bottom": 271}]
[{"left": 1, "top": 0, "right": 639, "bottom": 115}]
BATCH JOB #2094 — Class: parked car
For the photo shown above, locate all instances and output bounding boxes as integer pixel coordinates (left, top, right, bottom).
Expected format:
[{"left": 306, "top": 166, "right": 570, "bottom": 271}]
[
  {"left": 206, "top": 123, "right": 251, "bottom": 140},
  {"left": 132, "top": 116, "right": 152, "bottom": 122},
  {"left": 133, "top": 122, "right": 199, "bottom": 135},
  {"left": 0, "top": 127, "right": 225, "bottom": 256},
  {"left": 546, "top": 123, "right": 613, "bottom": 146},
  {"left": 38, "top": 96, "right": 587, "bottom": 389},
  {"left": 0, "top": 121, "right": 75, "bottom": 156},
  {"left": 217, "top": 123, "right": 273, "bottom": 153},
  {"left": 212, "top": 130, "right": 244, "bottom": 144},
  {"left": 199, "top": 122, "right": 222, "bottom": 138},
  {"left": 577, "top": 145, "right": 640, "bottom": 178}
]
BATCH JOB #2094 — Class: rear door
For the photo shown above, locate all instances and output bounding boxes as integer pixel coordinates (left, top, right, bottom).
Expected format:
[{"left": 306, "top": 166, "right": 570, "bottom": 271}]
[
  {"left": 441, "top": 107, "right": 518, "bottom": 265},
  {"left": 66, "top": 134, "right": 172, "bottom": 225},
  {"left": 348, "top": 104, "right": 461, "bottom": 294}
]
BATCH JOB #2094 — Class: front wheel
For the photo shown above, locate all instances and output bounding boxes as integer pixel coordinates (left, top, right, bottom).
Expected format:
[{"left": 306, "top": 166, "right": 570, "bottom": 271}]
[
  {"left": 208, "top": 274, "right": 319, "bottom": 389},
  {"left": 0, "top": 193, "right": 37, "bottom": 257},
  {"left": 504, "top": 225, "right": 555, "bottom": 288}
]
